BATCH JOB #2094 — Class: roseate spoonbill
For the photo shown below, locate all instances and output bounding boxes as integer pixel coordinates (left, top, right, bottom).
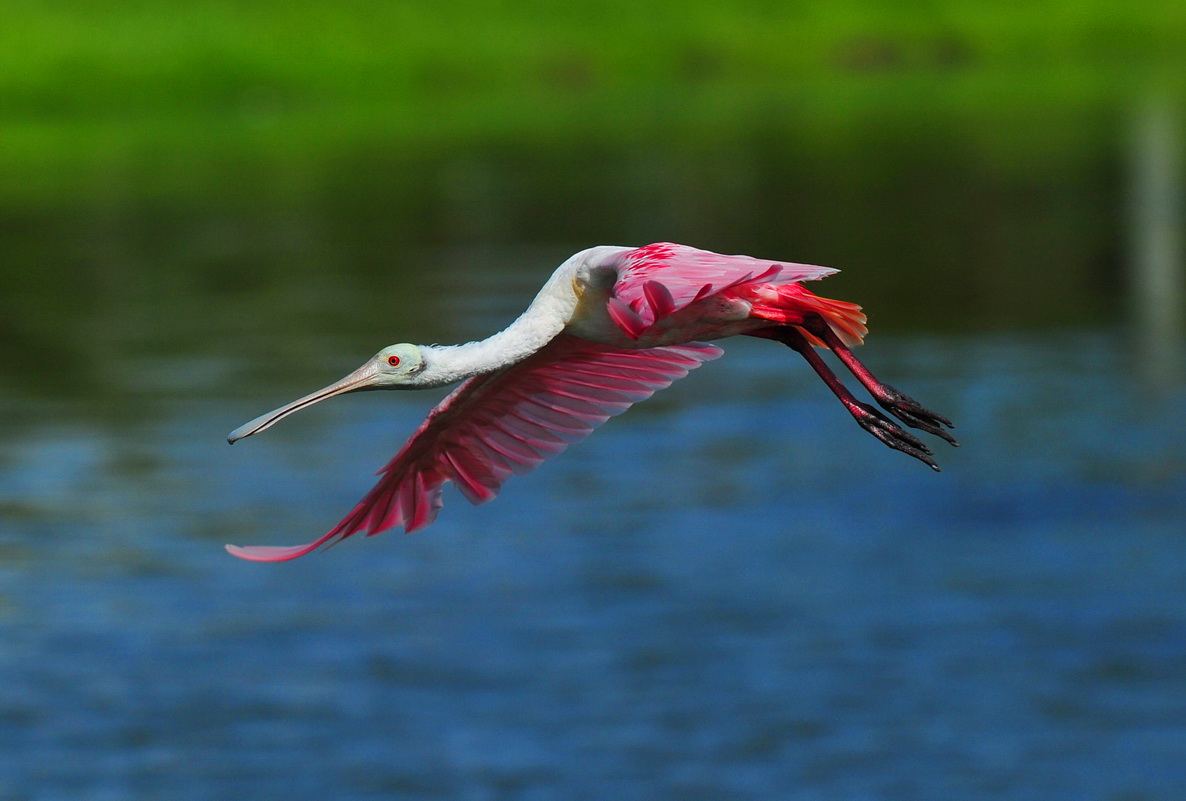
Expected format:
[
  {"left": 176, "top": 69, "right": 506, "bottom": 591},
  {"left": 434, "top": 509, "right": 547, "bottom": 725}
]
[{"left": 227, "top": 243, "right": 956, "bottom": 561}]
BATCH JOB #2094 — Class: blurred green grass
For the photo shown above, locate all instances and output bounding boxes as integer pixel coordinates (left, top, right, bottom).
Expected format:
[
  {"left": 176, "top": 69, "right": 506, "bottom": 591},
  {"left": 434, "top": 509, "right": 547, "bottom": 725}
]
[{"left": 2, "top": 0, "right": 1183, "bottom": 207}]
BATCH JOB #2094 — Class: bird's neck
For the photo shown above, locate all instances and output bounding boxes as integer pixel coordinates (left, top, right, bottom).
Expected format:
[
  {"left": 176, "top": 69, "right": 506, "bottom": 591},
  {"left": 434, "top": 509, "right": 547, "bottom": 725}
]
[
  {"left": 419, "top": 305, "right": 568, "bottom": 388},
  {"left": 415, "top": 252, "right": 594, "bottom": 388}
]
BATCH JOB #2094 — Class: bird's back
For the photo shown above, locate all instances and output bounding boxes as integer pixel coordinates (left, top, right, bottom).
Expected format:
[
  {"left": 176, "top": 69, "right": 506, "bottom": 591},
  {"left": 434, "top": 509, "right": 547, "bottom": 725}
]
[{"left": 563, "top": 242, "right": 860, "bottom": 347}]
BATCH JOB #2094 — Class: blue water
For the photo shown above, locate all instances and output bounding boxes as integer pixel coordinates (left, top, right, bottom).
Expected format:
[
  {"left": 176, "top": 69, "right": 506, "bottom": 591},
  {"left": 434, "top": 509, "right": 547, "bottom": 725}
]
[{"left": 1, "top": 329, "right": 1184, "bottom": 800}]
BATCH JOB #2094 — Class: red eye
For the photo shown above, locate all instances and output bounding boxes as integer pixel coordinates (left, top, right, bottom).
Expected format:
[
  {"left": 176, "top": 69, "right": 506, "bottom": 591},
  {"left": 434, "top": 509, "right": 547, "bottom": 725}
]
[{"left": 387, "top": 355, "right": 401, "bottom": 367}]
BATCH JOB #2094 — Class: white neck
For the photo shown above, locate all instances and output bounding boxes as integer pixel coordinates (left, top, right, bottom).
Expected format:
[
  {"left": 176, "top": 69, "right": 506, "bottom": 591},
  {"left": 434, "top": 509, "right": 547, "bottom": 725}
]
[
  {"left": 416, "top": 303, "right": 568, "bottom": 388},
  {"left": 410, "top": 248, "right": 604, "bottom": 388}
]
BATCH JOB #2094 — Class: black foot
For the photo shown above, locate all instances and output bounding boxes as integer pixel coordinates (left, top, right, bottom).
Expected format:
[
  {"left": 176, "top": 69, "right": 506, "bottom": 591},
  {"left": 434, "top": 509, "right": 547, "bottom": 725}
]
[
  {"left": 852, "top": 401, "right": 942, "bottom": 471},
  {"left": 874, "top": 384, "right": 960, "bottom": 447}
]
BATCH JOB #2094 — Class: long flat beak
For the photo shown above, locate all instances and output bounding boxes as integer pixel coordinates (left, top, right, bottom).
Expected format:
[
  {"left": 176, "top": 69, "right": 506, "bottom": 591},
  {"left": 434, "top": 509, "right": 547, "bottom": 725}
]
[{"left": 228, "top": 360, "right": 380, "bottom": 444}]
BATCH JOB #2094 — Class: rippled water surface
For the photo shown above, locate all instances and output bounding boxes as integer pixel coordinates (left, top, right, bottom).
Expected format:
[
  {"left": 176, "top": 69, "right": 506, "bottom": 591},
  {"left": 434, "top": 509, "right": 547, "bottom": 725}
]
[{"left": 2, "top": 319, "right": 1183, "bottom": 800}]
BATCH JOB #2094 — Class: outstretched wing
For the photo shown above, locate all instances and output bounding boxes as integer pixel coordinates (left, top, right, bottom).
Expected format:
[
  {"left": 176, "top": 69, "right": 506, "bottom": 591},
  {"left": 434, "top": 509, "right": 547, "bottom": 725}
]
[
  {"left": 603, "top": 242, "right": 841, "bottom": 337},
  {"left": 227, "top": 335, "right": 722, "bottom": 561}
]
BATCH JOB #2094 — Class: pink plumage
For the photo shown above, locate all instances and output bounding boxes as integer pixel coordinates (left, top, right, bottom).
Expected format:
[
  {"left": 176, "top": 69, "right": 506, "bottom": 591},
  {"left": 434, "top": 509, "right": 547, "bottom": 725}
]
[
  {"left": 603, "top": 242, "right": 847, "bottom": 340},
  {"left": 226, "top": 337, "right": 721, "bottom": 562},
  {"left": 227, "top": 242, "right": 956, "bottom": 561}
]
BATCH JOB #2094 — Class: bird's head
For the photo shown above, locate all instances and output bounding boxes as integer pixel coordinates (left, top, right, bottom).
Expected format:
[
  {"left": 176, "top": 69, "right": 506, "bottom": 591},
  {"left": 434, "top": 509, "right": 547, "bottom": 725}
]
[{"left": 228, "top": 343, "right": 426, "bottom": 443}]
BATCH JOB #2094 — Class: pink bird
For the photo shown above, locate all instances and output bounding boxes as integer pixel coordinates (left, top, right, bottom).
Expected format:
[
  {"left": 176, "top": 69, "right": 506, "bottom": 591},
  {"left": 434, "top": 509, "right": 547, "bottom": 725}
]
[{"left": 227, "top": 243, "right": 956, "bottom": 561}]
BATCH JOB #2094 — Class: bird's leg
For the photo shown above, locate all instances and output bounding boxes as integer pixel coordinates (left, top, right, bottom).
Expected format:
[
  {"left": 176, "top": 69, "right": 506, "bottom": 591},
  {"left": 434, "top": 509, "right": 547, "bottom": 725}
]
[
  {"left": 767, "top": 326, "right": 942, "bottom": 471},
  {"left": 799, "top": 316, "right": 958, "bottom": 447}
]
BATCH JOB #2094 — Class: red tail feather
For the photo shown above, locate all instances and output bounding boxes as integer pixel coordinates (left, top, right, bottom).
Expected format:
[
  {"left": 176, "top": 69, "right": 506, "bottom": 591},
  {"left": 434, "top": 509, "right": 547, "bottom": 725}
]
[{"left": 748, "top": 284, "right": 868, "bottom": 347}]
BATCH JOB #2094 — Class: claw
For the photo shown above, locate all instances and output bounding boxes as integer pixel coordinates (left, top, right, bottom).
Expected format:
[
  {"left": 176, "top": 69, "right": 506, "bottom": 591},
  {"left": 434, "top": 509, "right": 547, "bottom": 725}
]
[
  {"left": 852, "top": 401, "right": 942, "bottom": 471},
  {"left": 874, "top": 384, "right": 960, "bottom": 447}
]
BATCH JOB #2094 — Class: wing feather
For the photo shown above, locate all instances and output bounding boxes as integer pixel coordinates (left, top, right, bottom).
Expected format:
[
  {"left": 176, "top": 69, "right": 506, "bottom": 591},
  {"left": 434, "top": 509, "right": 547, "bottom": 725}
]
[{"left": 226, "top": 335, "right": 722, "bottom": 561}]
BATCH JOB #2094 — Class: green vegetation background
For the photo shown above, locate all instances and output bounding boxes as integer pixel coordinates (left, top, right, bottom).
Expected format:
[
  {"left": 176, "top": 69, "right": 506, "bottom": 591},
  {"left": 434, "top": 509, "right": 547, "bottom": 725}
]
[{"left": 3, "top": 0, "right": 1184, "bottom": 208}]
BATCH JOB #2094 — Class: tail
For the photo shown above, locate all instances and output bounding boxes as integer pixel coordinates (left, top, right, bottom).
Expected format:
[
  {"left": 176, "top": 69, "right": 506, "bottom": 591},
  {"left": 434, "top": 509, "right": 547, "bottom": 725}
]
[{"left": 749, "top": 284, "right": 868, "bottom": 347}]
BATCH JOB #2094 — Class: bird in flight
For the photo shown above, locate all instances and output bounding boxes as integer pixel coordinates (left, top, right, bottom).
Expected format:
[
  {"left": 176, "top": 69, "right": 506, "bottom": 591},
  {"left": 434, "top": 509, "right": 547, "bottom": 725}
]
[{"left": 227, "top": 243, "right": 956, "bottom": 561}]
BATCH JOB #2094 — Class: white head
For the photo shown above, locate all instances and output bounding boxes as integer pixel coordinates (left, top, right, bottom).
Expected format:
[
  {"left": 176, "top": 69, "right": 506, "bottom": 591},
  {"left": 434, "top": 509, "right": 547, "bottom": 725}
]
[{"left": 228, "top": 343, "right": 429, "bottom": 443}]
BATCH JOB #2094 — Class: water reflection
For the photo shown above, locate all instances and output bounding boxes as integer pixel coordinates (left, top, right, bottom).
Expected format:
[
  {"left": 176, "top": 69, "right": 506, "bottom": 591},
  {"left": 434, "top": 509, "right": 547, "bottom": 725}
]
[
  {"left": 1129, "top": 94, "right": 1185, "bottom": 387},
  {"left": 0, "top": 116, "right": 1145, "bottom": 404}
]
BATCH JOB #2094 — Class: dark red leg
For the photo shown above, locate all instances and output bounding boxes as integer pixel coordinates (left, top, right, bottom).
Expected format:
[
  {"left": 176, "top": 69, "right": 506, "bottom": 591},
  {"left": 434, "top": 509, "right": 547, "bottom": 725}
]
[
  {"left": 799, "top": 316, "right": 959, "bottom": 446},
  {"left": 766, "top": 326, "right": 943, "bottom": 471}
]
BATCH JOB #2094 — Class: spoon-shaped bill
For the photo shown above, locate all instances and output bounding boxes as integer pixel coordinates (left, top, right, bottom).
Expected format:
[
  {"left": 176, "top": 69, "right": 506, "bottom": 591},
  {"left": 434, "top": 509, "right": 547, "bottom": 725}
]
[{"left": 227, "top": 360, "right": 380, "bottom": 444}]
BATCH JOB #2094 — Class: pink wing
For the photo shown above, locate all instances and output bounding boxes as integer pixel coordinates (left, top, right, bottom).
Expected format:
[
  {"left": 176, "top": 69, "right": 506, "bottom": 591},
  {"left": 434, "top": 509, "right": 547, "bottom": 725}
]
[
  {"left": 227, "top": 335, "right": 722, "bottom": 561},
  {"left": 604, "top": 242, "right": 840, "bottom": 338}
]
